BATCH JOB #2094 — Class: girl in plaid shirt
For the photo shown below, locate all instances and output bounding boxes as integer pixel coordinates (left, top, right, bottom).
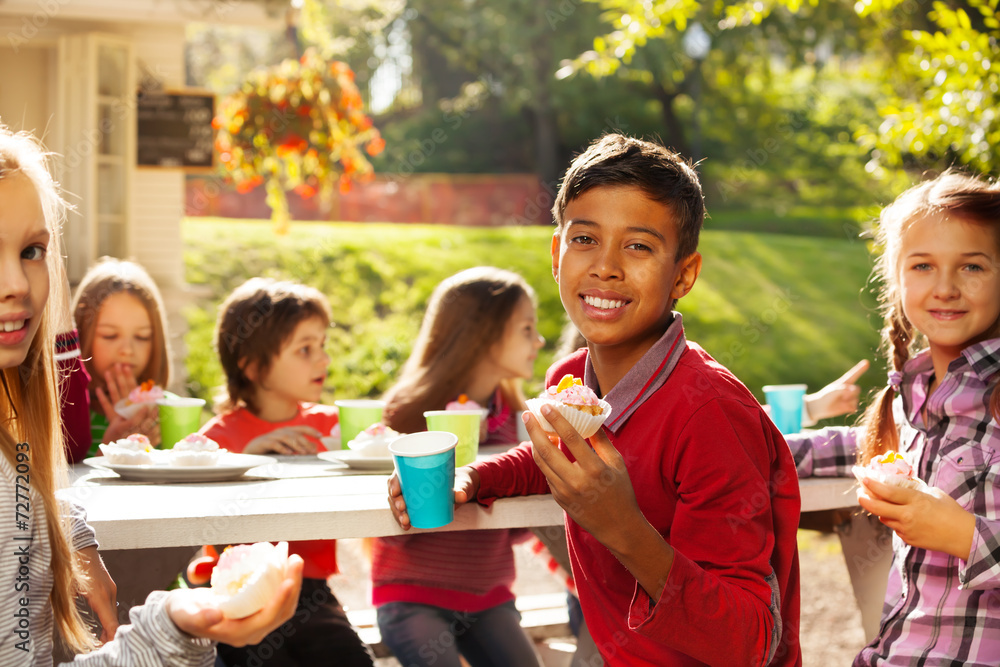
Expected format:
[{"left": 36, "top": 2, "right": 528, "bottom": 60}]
[{"left": 789, "top": 170, "right": 1000, "bottom": 665}]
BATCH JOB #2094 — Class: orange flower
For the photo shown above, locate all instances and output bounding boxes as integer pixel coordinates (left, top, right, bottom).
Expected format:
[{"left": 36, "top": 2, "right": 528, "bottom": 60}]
[
  {"left": 366, "top": 136, "right": 385, "bottom": 157},
  {"left": 294, "top": 183, "right": 317, "bottom": 199},
  {"left": 339, "top": 173, "right": 352, "bottom": 194}
]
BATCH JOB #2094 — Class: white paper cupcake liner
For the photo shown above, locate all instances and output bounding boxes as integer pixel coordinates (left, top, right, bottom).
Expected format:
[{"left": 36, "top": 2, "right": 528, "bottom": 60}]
[
  {"left": 525, "top": 397, "right": 612, "bottom": 439},
  {"left": 851, "top": 465, "right": 926, "bottom": 491},
  {"left": 213, "top": 542, "right": 288, "bottom": 619},
  {"left": 170, "top": 450, "right": 223, "bottom": 467},
  {"left": 114, "top": 398, "right": 155, "bottom": 420},
  {"left": 98, "top": 444, "right": 154, "bottom": 466}
]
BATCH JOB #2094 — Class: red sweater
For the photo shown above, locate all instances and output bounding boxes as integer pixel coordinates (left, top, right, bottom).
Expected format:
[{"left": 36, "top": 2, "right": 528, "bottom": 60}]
[
  {"left": 472, "top": 319, "right": 802, "bottom": 666},
  {"left": 199, "top": 403, "right": 339, "bottom": 579}
]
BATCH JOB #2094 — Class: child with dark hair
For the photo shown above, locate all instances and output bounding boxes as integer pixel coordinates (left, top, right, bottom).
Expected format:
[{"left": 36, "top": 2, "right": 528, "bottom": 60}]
[
  {"left": 390, "top": 133, "right": 803, "bottom": 665},
  {"left": 199, "top": 277, "right": 373, "bottom": 666}
]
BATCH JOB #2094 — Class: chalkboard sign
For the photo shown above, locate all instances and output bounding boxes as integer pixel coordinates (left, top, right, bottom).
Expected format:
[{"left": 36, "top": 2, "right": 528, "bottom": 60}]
[{"left": 137, "top": 91, "right": 215, "bottom": 169}]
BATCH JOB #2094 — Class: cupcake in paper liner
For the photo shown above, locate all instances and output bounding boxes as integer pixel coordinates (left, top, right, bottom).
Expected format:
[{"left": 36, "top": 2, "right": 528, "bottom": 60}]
[
  {"left": 114, "top": 380, "right": 165, "bottom": 419},
  {"left": 852, "top": 451, "right": 926, "bottom": 491},
  {"left": 526, "top": 374, "right": 611, "bottom": 439},
  {"left": 170, "top": 433, "right": 225, "bottom": 466},
  {"left": 211, "top": 541, "right": 289, "bottom": 619},
  {"left": 347, "top": 423, "right": 400, "bottom": 457},
  {"left": 99, "top": 433, "right": 155, "bottom": 465}
]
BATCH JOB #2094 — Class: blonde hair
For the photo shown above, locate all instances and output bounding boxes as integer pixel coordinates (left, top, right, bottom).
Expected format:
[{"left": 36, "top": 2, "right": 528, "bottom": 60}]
[
  {"left": 0, "top": 126, "right": 95, "bottom": 652},
  {"left": 214, "top": 278, "right": 332, "bottom": 414},
  {"left": 860, "top": 170, "right": 1000, "bottom": 464},
  {"left": 382, "top": 267, "right": 535, "bottom": 434},
  {"left": 72, "top": 257, "right": 172, "bottom": 394}
]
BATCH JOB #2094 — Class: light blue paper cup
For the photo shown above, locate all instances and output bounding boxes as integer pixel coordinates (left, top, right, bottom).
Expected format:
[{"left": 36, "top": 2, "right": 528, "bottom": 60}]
[
  {"left": 390, "top": 431, "right": 458, "bottom": 529},
  {"left": 763, "top": 384, "right": 808, "bottom": 434}
]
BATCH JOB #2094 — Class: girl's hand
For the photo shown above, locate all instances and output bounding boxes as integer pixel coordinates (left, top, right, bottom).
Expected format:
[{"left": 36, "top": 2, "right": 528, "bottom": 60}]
[
  {"left": 166, "top": 554, "right": 303, "bottom": 647},
  {"left": 76, "top": 546, "right": 120, "bottom": 642},
  {"left": 244, "top": 426, "right": 322, "bottom": 455},
  {"left": 101, "top": 404, "right": 160, "bottom": 447},
  {"left": 387, "top": 466, "right": 480, "bottom": 531},
  {"left": 858, "top": 478, "right": 976, "bottom": 560},
  {"left": 524, "top": 404, "right": 639, "bottom": 551},
  {"left": 803, "top": 359, "right": 870, "bottom": 422},
  {"left": 101, "top": 363, "right": 140, "bottom": 409}
]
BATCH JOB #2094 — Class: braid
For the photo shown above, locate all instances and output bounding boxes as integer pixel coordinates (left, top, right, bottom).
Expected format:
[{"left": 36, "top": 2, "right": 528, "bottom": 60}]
[{"left": 860, "top": 308, "right": 912, "bottom": 464}]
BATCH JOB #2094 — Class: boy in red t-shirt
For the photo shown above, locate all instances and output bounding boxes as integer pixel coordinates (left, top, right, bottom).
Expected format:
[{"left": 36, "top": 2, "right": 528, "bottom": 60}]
[
  {"left": 389, "top": 134, "right": 802, "bottom": 666},
  {"left": 200, "top": 277, "right": 373, "bottom": 666}
]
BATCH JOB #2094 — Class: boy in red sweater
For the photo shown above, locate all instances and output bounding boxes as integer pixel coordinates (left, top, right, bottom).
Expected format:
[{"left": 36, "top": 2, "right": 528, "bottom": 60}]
[{"left": 390, "top": 134, "right": 802, "bottom": 666}]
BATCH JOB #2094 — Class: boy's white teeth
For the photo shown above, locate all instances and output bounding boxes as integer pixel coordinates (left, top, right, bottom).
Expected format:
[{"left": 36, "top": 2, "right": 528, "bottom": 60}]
[
  {"left": 584, "top": 296, "right": 624, "bottom": 310},
  {"left": 1, "top": 320, "right": 25, "bottom": 332}
]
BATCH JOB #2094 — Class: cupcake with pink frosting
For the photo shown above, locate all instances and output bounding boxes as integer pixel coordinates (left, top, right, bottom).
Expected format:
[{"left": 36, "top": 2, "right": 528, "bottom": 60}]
[
  {"left": 445, "top": 394, "right": 483, "bottom": 412},
  {"left": 114, "top": 379, "right": 166, "bottom": 419},
  {"left": 170, "top": 433, "right": 225, "bottom": 466},
  {"left": 852, "top": 451, "right": 925, "bottom": 490},
  {"left": 99, "top": 433, "right": 155, "bottom": 465},
  {"left": 347, "top": 423, "right": 401, "bottom": 457},
  {"left": 525, "top": 374, "right": 612, "bottom": 438}
]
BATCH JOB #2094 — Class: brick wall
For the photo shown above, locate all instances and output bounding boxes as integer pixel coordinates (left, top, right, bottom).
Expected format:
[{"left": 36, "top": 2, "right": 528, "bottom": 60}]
[{"left": 186, "top": 173, "right": 554, "bottom": 226}]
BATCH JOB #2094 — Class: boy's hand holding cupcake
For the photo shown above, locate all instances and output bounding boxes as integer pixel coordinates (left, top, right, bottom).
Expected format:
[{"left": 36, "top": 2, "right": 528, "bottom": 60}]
[
  {"left": 525, "top": 374, "right": 612, "bottom": 439},
  {"left": 856, "top": 452, "right": 976, "bottom": 559},
  {"left": 523, "top": 400, "right": 651, "bottom": 566}
]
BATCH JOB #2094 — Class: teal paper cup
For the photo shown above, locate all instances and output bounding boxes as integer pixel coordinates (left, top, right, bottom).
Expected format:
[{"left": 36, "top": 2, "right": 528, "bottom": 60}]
[
  {"left": 423, "top": 409, "right": 486, "bottom": 467},
  {"left": 762, "top": 384, "right": 808, "bottom": 435},
  {"left": 390, "top": 431, "right": 458, "bottom": 529},
  {"left": 334, "top": 399, "right": 386, "bottom": 450},
  {"left": 156, "top": 397, "right": 206, "bottom": 449}
]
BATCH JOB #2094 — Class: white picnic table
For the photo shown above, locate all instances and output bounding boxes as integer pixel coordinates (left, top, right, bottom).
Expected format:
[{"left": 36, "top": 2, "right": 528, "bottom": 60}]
[
  {"left": 60, "top": 454, "right": 886, "bottom": 640},
  {"left": 60, "top": 456, "right": 861, "bottom": 550}
]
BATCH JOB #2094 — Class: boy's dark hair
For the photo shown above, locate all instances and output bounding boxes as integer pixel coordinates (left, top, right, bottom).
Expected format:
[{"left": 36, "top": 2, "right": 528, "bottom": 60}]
[
  {"left": 552, "top": 133, "right": 705, "bottom": 259},
  {"left": 215, "top": 278, "right": 332, "bottom": 414}
]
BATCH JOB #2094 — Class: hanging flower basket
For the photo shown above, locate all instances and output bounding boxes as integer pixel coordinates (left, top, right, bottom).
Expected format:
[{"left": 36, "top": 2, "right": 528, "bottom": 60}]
[{"left": 213, "top": 48, "right": 385, "bottom": 232}]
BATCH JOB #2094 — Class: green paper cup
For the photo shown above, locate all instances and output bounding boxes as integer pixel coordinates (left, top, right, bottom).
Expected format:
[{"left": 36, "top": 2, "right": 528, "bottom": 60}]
[
  {"left": 424, "top": 409, "right": 486, "bottom": 467},
  {"left": 390, "top": 431, "right": 458, "bottom": 529},
  {"left": 156, "top": 397, "right": 206, "bottom": 449},
  {"left": 335, "top": 399, "right": 386, "bottom": 450}
]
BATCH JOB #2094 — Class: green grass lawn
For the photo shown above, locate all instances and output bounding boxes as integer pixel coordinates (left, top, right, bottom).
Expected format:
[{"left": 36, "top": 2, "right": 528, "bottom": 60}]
[{"left": 182, "top": 218, "right": 883, "bottom": 423}]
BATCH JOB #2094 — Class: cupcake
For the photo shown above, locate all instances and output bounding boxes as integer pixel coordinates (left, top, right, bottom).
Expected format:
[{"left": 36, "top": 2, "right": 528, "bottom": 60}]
[
  {"left": 211, "top": 541, "right": 289, "bottom": 619},
  {"left": 169, "top": 433, "right": 225, "bottom": 466},
  {"left": 525, "top": 374, "right": 612, "bottom": 438},
  {"left": 98, "top": 433, "right": 155, "bottom": 466},
  {"left": 852, "top": 451, "right": 925, "bottom": 490},
  {"left": 445, "top": 394, "right": 483, "bottom": 411},
  {"left": 347, "top": 423, "right": 400, "bottom": 457},
  {"left": 114, "top": 380, "right": 165, "bottom": 419}
]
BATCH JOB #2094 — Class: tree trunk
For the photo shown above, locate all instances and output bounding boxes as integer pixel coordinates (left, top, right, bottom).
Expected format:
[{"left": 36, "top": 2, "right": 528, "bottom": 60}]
[{"left": 651, "top": 81, "right": 691, "bottom": 158}]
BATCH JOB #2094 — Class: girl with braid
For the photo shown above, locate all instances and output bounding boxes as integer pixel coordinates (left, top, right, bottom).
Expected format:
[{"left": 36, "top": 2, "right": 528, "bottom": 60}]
[{"left": 785, "top": 170, "right": 1000, "bottom": 664}]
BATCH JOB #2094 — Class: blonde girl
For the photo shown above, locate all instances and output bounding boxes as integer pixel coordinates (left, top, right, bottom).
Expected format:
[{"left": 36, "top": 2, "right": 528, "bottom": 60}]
[
  {"left": 72, "top": 258, "right": 171, "bottom": 451},
  {"left": 374, "top": 267, "right": 545, "bottom": 667},
  {"left": 786, "top": 171, "right": 1000, "bottom": 664},
  {"left": 0, "top": 124, "right": 301, "bottom": 665}
]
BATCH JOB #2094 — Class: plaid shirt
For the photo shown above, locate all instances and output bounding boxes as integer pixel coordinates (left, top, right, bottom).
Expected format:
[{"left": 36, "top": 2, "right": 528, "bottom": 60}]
[{"left": 787, "top": 337, "right": 1000, "bottom": 665}]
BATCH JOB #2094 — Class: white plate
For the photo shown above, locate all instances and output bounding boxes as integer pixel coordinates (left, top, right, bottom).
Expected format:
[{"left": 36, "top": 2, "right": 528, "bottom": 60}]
[
  {"left": 83, "top": 453, "right": 276, "bottom": 483},
  {"left": 317, "top": 449, "right": 394, "bottom": 472}
]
